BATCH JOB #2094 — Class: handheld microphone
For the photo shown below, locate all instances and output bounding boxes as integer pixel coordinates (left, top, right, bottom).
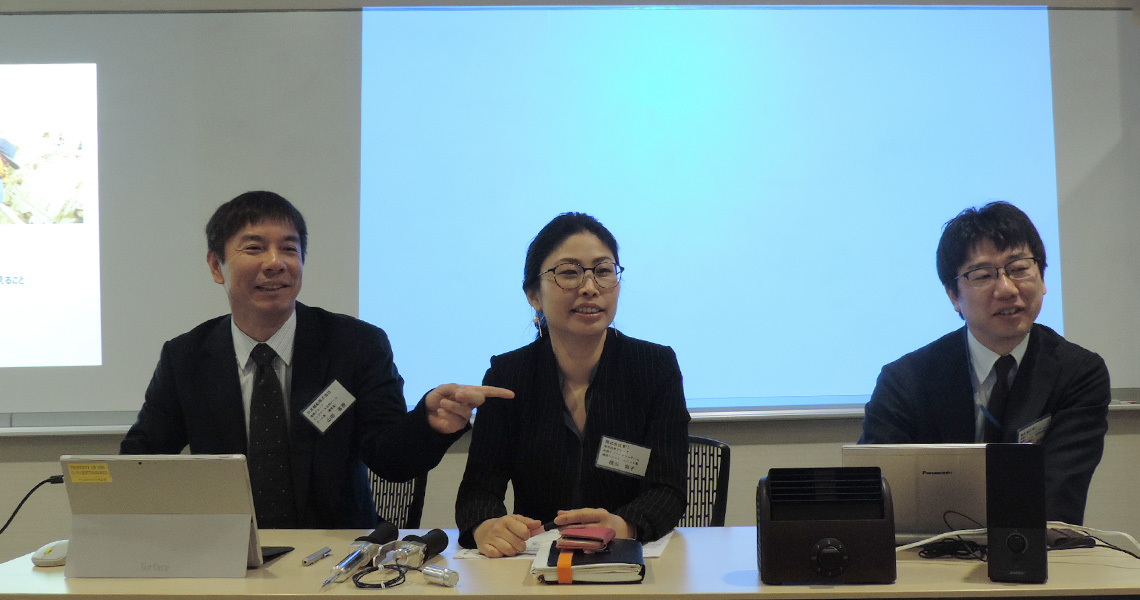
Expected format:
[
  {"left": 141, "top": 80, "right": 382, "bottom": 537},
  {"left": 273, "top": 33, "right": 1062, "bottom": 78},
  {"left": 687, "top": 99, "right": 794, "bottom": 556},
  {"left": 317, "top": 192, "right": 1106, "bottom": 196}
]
[
  {"left": 321, "top": 521, "right": 398, "bottom": 588},
  {"left": 399, "top": 529, "right": 449, "bottom": 564},
  {"left": 384, "top": 529, "right": 458, "bottom": 587}
]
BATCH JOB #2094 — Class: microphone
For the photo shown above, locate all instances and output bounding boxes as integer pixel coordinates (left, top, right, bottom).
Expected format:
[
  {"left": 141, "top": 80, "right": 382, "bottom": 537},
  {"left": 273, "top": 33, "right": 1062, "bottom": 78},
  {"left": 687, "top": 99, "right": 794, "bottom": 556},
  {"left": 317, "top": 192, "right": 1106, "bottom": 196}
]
[
  {"left": 400, "top": 529, "right": 449, "bottom": 563},
  {"left": 386, "top": 529, "right": 458, "bottom": 587},
  {"left": 321, "top": 521, "right": 398, "bottom": 589}
]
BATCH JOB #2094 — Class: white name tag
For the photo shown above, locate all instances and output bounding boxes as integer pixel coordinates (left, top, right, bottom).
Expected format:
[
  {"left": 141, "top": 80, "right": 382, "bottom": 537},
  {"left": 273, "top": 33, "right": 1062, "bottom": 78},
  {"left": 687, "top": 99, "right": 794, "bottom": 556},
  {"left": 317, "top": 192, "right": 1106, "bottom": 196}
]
[
  {"left": 301, "top": 380, "right": 356, "bottom": 434},
  {"left": 1018, "top": 415, "right": 1051, "bottom": 445},
  {"left": 595, "top": 436, "right": 650, "bottom": 478}
]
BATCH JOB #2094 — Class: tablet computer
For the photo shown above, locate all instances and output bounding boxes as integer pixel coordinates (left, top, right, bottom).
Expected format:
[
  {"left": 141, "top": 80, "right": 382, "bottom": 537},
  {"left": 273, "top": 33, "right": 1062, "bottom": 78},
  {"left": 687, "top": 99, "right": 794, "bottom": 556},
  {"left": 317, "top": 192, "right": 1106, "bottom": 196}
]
[{"left": 60, "top": 454, "right": 285, "bottom": 577}]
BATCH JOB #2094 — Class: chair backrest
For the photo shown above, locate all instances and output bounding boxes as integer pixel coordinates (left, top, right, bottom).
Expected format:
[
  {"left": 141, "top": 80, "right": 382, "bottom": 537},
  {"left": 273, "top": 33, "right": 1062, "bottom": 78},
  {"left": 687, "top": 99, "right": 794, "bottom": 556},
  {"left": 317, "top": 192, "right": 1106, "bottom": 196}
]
[
  {"left": 367, "top": 470, "right": 427, "bottom": 529},
  {"left": 680, "top": 435, "right": 731, "bottom": 527}
]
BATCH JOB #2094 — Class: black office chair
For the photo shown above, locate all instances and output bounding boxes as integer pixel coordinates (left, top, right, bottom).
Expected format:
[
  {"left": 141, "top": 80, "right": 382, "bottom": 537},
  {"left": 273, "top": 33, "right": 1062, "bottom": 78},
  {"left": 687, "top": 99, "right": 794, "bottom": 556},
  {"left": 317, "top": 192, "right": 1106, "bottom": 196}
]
[
  {"left": 680, "top": 435, "right": 731, "bottom": 527},
  {"left": 367, "top": 470, "right": 427, "bottom": 529}
]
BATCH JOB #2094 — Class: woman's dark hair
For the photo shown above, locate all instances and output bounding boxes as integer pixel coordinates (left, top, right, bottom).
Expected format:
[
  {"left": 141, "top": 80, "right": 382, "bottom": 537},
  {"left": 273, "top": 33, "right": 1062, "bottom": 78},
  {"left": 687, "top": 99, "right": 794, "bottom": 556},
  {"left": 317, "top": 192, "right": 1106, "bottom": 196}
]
[{"left": 522, "top": 212, "right": 620, "bottom": 296}]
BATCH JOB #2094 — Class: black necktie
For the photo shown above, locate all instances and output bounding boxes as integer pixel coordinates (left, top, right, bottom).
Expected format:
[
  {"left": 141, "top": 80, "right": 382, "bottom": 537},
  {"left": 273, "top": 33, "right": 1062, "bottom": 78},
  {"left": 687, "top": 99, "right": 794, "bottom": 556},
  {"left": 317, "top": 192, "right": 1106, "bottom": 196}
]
[
  {"left": 983, "top": 354, "right": 1017, "bottom": 442},
  {"left": 248, "top": 343, "right": 296, "bottom": 528}
]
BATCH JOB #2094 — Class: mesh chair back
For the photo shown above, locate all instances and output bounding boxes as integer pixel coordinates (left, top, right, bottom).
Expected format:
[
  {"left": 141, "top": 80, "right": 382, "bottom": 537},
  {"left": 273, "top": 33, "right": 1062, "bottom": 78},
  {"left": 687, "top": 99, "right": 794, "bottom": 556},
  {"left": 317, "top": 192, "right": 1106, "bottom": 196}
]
[
  {"left": 680, "top": 435, "right": 731, "bottom": 527},
  {"left": 367, "top": 470, "right": 427, "bottom": 529}
]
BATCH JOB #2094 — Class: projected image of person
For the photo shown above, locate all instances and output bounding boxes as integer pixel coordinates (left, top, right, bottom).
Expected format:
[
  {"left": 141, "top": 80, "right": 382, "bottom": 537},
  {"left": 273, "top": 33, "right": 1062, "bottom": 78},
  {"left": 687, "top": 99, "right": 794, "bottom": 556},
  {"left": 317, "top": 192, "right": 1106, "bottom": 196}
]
[
  {"left": 860, "top": 201, "right": 1110, "bottom": 525},
  {"left": 0, "top": 138, "right": 18, "bottom": 208},
  {"left": 455, "top": 212, "right": 690, "bottom": 556},
  {"left": 121, "top": 191, "right": 513, "bottom": 529}
]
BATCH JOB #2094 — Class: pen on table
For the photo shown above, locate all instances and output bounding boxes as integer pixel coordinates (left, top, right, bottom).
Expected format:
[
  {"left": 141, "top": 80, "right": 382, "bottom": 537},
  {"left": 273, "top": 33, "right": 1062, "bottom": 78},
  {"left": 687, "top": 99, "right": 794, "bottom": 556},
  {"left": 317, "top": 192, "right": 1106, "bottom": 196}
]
[{"left": 302, "top": 546, "right": 332, "bottom": 566}]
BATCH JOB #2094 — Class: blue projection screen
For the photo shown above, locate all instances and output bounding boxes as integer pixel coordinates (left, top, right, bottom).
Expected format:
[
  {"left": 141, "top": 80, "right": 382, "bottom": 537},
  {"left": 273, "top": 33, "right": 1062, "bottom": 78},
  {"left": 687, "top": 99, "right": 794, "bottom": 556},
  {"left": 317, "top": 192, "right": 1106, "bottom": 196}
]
[{"left": 360, "top": 6, "right": 1060, "bottom": 411}]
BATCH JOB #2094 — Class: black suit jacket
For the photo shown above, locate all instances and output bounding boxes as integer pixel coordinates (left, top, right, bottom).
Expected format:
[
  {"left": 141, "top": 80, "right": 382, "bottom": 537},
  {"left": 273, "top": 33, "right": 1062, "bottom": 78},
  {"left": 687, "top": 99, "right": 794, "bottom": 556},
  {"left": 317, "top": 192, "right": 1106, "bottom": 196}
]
[
  {"left": 121, "top": 303, "right": 461, "bottom": 529},
  {"left": 860, "top": 324, "right": 1110, "bottom": 524},
  {"left": 455, "top": 329, "right": 690, "bottom": 547}
]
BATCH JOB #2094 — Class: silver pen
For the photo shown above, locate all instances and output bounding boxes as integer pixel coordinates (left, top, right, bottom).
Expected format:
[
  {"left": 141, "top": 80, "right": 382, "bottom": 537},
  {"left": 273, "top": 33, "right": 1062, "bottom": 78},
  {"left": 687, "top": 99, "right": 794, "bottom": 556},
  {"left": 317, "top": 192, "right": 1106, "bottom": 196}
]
[{"left": 303, "top": 546, "right": 332, "bottom": 566}]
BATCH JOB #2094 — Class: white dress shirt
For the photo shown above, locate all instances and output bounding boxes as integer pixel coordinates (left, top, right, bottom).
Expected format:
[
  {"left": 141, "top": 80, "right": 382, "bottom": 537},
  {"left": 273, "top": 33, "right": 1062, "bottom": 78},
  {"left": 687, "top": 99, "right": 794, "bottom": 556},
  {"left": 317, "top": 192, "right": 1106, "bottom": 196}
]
[
  {"left": 230, "top": 311, "right": 297, "bottom": 435},
  {"left": 966, "top": 328, "right": 1029, "bottom": 442}
]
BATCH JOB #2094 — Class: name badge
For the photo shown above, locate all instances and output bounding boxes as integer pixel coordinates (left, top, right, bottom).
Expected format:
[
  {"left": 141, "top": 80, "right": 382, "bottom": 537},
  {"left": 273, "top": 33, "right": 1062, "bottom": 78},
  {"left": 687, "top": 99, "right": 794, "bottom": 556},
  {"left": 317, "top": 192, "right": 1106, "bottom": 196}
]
[
  {"left": 595, "top": 436, "right": 651, "bottom": 478},
  {"left": 1018, "top": 415, "right": 1051, "bottom": 445},
  {"left": 302, "top": 380, "right": 356, "bottom": 434}
]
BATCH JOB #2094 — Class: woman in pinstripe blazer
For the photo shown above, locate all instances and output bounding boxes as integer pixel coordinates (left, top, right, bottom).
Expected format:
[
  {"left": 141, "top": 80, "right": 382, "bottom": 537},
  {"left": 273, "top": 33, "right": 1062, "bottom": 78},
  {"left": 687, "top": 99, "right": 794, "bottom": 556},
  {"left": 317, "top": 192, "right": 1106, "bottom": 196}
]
[{"left": 455, "top": 213, "right": 690, "bottom": 557}]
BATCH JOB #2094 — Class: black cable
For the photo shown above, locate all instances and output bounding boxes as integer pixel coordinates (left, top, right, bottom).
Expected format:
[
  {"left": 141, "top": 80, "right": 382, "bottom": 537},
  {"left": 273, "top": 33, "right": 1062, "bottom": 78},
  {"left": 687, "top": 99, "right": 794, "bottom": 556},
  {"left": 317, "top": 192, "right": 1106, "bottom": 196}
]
[
  {"left": 942, "top": 509, "right": 985, "bottom": 531},
  {"left": 918, "top": 538, "right": 988, "bottom": 561},
  {"left": 1088, "top": 535, "right": 1140, "bottom": 560},
  {"left": 353, "top": 564, "right": 407, "bottom": 589},
  {"left": 917, "top": 517, "right": 1140, "bottom": 563},
  {"left": 352, "top": 560, "right": 447, "bottom": 589},
  {"left": 912, "top": 510, "right": 989, "bottom": 562},
  {"left": 0, "top": 475, "right": 64, "bottom": 536}
]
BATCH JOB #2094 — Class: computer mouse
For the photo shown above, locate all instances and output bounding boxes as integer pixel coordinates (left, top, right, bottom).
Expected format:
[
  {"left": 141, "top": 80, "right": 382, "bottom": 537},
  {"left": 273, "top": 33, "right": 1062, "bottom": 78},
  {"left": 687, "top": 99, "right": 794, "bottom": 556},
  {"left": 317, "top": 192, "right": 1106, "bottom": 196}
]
[{"left": 31, "top": 539, "right": 68, "bottom": 567}]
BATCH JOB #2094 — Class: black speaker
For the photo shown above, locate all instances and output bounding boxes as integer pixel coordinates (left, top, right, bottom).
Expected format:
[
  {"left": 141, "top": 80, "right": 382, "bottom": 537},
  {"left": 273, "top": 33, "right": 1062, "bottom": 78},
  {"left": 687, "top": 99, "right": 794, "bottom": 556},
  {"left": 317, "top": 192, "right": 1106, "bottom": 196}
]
[
  {"left": 986, "top": 443, "right": 1048, "bottom": 583},
  {"left": 757, "top": 467, "right": 896, "bottom": 584}
]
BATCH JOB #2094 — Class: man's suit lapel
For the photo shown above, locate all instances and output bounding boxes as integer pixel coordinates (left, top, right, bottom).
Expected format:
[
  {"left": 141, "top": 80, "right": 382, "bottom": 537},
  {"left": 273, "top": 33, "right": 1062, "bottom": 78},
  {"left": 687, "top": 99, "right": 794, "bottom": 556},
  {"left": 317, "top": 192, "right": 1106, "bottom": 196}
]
[
  {"left": 1003, "top": 325, "right": 1055, "bottom": 441},
  {"left": 288, "top": 303, "right": 324, "bottom": 515},
  {"left": 198, "top": 317, "right": 248, "bottom": 453},
  {"left": 933, "top": 327, "right": 976, "bottom": 441}
]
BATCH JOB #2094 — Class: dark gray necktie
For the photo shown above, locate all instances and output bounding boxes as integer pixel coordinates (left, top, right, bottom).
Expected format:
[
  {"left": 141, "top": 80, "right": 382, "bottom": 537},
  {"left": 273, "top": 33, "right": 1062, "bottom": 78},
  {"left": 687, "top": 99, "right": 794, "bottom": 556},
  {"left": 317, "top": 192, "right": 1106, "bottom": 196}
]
[
  {"left": 983, "top": 354, "right": 1016, "bottom": 442},
  {"left": 248, "top": 343, "right": 296, "bottom": 528}
]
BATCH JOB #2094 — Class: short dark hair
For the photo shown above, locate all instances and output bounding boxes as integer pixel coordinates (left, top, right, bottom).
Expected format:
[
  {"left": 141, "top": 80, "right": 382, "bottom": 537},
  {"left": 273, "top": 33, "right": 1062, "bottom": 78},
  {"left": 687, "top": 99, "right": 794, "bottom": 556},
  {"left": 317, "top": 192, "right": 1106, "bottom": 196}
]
[
  {"left": 523, "top": 212, "right": 620, "bottom": 296},
  {"left": 206, "top": 191, "right": 308, "bottom": 262},
  {"left": 936, "top": 201, "right": 1046, "bottom": 296}
]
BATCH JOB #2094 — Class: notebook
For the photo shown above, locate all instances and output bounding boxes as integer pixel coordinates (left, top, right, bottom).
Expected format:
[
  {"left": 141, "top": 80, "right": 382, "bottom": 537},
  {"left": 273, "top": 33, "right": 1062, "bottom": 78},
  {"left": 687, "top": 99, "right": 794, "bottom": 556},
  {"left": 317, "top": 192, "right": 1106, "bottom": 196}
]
[
  {"left": 531, "top": 538, "right": 645, "bottom": 584},
  {"left": 60, "top": 454, "right": 273, "bottom": 578},
  {"left": 841, "top": 443, "right": 988, "bottom": 544}
]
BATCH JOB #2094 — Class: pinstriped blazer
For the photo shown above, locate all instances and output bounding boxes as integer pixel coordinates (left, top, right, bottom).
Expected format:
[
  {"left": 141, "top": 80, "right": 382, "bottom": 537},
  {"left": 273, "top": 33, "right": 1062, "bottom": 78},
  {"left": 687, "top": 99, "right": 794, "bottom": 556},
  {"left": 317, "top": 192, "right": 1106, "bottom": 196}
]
[{"left": 456, "top": 328, "right": 690, "bottom": 547}]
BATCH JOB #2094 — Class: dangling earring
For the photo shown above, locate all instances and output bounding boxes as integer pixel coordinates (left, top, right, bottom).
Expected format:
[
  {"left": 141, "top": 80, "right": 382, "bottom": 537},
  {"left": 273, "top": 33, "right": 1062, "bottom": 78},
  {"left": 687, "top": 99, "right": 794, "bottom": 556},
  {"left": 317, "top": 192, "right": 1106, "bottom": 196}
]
[{"left": 533, "top": 310, "right": 545, "bottom": 337}]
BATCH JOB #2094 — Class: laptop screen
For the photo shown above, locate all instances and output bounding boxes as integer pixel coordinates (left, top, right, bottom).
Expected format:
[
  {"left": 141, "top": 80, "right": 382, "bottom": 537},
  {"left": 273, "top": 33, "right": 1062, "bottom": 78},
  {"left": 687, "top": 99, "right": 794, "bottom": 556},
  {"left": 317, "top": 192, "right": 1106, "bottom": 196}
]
[{"left": 841, "top": 444, "right": 987, "bottom": 543}]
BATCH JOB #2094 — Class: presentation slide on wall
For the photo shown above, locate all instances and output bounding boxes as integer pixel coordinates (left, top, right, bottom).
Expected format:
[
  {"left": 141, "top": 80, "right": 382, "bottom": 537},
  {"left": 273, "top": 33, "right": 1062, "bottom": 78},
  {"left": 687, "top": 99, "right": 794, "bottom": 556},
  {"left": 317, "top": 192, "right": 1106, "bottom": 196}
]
[
  {"left": 360, "top": 6, "right": 1060, "bottom": 409},
  {"left": 0, "top": 63, "right": 101, "bottom": 368}
]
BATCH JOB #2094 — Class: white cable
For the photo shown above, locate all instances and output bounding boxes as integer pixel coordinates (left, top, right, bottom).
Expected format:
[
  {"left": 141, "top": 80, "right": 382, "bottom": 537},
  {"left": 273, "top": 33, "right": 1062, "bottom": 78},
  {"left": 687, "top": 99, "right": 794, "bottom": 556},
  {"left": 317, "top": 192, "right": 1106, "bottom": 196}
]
[
  {"left": 896, "top": 523, "right": 1140, "bottom": 557},
  {"left": 895, "top": 528, "right": 987, "bottom": 553},
  {"left": 1047, "top": 521, "right": 1140, "bottom": 555}
]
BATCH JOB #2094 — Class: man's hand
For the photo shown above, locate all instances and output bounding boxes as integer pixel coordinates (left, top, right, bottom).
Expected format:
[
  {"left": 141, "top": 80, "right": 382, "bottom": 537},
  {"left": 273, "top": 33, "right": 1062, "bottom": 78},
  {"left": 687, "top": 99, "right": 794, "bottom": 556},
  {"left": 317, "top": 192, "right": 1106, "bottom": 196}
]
[
  {"left": 553, "top": 508, "right": 635, "bottom": 539},
  {"left": 473, "top": 514, "right": 541, "bottom": 557},
  {"left": 424, "top": 383, "right": 514, "bottom": 434}
]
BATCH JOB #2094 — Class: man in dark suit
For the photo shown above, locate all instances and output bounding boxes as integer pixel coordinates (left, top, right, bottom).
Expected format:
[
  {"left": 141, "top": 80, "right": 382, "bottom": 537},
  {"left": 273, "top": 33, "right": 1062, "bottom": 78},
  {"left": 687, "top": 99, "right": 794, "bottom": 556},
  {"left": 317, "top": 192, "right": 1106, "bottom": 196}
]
[
  {"left": 860, "top": 201, "right": 1110, "bottom": 525},
  {"left": 121, "top": 191, "right": 512, "bottom": 529}
]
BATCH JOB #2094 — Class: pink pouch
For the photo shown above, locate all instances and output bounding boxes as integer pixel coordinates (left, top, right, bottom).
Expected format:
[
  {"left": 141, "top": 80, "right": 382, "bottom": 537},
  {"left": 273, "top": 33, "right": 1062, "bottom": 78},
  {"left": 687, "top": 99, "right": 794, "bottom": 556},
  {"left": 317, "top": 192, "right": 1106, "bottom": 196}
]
[{"left": 555, "top": 526, "right": 616, "bottom": 551}]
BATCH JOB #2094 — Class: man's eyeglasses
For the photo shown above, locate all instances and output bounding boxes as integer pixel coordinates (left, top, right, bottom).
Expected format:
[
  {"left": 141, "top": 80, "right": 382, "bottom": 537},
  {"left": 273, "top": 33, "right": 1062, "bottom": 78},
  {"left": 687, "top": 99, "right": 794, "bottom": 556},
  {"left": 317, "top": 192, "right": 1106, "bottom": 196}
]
[
  {"left": 541, "top": 261, "right": 624, "bottom": 290},
  {"left": 955, "top": 257, "right": 1040, "bottom": 289}
]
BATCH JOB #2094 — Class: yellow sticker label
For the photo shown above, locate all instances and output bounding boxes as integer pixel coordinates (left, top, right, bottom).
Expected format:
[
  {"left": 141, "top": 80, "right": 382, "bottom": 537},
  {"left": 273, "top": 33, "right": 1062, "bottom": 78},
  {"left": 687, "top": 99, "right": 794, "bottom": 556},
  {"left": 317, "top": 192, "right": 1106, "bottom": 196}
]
[{"left": 68, "top": 463, "right": 112, "bottom": 483}]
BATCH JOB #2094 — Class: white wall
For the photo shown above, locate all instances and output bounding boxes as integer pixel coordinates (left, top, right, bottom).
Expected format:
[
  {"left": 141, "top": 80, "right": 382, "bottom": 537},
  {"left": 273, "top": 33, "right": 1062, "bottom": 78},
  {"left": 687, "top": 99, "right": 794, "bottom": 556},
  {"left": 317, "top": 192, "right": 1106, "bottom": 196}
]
[{"left": 0, "top": 7, "right": 1139, "bottom": 423}]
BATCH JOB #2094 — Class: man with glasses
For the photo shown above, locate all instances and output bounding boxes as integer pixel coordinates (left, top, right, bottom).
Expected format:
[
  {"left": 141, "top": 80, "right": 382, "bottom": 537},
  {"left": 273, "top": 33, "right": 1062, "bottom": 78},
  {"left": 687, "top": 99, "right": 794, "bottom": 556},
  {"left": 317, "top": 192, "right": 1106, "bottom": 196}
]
[{"left": 860, "top": 201, "right": 1110, "bottom": 525}]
